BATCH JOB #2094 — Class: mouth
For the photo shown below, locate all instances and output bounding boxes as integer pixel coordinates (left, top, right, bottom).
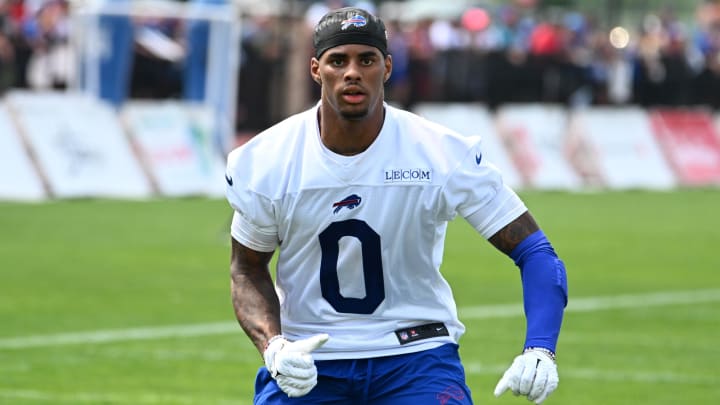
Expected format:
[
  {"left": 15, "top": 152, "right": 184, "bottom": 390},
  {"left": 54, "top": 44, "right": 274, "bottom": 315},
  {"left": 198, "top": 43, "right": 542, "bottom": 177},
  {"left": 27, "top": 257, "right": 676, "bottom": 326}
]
[{"left": 341, "top": 87, "right": 366, "bottom": 104}]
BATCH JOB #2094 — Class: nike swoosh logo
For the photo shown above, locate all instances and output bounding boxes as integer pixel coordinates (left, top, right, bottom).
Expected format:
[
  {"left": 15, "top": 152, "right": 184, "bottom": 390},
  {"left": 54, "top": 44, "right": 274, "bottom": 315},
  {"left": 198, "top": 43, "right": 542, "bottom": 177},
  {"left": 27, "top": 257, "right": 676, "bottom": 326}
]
[
  {"left": 475, "top": 153, "right": 482, "bottom": 165},
  {"left": 225, "top": 173, "right": 233, "bottom": 186}
]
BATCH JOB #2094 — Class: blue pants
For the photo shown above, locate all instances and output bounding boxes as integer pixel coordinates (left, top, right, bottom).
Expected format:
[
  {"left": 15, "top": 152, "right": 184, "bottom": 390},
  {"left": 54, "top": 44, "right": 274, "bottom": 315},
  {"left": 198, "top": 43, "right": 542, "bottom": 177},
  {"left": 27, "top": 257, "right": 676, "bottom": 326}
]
[{"left": 254, "top": 343, "right": 473, "bottom": 404}]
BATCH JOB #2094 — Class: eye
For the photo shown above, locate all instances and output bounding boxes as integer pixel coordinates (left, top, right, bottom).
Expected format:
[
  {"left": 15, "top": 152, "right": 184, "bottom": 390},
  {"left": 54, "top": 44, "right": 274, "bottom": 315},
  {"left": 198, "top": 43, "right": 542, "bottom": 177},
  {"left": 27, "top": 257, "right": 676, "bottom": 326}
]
[
  {"left": 330, "top": 59, "right": 345, "bottom": 67},
  {"left": 361, "top": 57, "right": 374, "bottom": 66}
]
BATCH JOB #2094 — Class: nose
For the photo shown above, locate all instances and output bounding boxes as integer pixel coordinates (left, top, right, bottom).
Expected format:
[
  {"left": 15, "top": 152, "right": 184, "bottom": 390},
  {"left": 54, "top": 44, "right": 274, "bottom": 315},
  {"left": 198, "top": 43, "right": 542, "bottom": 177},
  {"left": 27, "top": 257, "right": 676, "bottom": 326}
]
[{"left": 343, "top": 60, "right": 362, "bottom": 82}]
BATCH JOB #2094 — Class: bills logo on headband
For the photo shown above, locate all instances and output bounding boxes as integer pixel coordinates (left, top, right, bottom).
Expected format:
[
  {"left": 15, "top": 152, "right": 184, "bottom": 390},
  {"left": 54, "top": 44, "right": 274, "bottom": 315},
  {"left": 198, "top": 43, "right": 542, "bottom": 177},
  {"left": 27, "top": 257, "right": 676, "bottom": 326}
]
[{"left": 341, "top": 14, "right": 367, "bottom": 30}]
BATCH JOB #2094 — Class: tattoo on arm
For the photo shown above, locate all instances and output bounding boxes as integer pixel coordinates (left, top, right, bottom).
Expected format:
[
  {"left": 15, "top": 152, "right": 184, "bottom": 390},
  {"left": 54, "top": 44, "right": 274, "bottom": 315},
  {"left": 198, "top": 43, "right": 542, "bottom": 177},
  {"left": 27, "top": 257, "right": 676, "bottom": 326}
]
[
  {"left": 488, "top": 211, "right": 540, "bottom": 255},
  {"left": 229, "top": 238, "right": 281, "bottom": 355}
]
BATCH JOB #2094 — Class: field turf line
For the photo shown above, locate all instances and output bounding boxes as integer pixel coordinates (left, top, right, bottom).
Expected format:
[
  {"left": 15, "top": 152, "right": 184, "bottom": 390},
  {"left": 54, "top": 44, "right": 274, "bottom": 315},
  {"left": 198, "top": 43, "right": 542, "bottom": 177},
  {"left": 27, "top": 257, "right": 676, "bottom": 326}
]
[{"left": 1, "top": 288, "right": 719, "bottom": 350}]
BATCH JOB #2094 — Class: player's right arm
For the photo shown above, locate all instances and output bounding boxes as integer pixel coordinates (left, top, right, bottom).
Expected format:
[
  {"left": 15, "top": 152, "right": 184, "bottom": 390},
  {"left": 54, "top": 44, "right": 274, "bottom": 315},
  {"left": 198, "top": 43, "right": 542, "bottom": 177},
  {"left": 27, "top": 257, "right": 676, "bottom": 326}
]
[
  {"left": 229, "top": 237, "right": 281, "bottom": 354},
  {"left": 230, "top": 237, "right": 329, "bottom": 397},
  {"left": 225, "top": 139, "right": 327, "bottom": 397}
]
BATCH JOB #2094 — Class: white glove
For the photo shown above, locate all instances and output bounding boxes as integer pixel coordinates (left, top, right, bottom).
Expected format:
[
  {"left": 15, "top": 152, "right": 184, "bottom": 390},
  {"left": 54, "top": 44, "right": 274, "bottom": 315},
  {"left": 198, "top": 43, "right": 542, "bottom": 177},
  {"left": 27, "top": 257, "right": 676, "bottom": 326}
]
[
  {"left": 494, "top": 348, "right": 559, "bottom": 404},
  {"left": 263, "top": 334, "right": 329, "bottom": 398}
]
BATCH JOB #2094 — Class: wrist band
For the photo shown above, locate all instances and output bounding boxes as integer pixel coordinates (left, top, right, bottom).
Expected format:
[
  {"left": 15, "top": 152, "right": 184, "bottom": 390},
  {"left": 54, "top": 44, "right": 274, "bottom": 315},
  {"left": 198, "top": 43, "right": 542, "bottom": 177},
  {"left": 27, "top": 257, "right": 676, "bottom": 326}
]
[
  {"left": 524, "top": 346, "right": 556, "bottom": 361},
  {"left": 264, "top": 335, "right": 284, "bottom": 352}
]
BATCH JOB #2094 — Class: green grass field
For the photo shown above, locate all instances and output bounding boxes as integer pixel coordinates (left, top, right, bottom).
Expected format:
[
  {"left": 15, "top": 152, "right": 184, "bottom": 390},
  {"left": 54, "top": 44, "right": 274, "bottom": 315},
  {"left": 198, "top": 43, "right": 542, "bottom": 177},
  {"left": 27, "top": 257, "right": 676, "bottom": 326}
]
[{"left": 1, "top": 190, "right": 719, "bottom": 404}]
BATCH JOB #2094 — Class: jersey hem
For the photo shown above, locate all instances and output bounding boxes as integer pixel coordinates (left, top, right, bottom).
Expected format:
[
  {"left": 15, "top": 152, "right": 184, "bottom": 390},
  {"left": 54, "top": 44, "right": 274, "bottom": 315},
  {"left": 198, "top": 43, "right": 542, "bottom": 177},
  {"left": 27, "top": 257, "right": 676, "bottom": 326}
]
[{"left": 311, "top": 339, "right": 450, "bottom": 361}]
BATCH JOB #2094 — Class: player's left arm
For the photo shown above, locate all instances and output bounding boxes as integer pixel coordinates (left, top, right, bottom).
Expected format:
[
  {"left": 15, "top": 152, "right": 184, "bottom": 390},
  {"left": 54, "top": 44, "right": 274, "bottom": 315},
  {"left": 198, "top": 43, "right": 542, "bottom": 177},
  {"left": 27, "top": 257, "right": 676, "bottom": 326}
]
[
  {"left": 488, "top": 210, "right": 540, "bottom": 253},
  {"left": 489, "top": 211, "right": 568, "bottom": 404}
]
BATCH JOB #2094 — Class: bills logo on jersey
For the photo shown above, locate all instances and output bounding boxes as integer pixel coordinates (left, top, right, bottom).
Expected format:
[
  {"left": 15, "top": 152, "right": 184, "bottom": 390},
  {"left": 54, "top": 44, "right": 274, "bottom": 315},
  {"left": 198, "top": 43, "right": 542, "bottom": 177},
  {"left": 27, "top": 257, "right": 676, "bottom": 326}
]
[
  {"left": 332, "top": 194, "right": 362, "bottom": 214},
  {"left": 341, "top": 15, "right": 367, "bottom": 30}
]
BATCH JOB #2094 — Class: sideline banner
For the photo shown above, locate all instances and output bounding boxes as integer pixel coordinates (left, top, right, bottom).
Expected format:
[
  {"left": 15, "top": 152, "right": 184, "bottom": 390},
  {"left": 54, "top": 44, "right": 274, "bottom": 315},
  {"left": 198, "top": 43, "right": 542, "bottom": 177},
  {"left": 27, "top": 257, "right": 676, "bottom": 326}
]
[
  {"left": 6, "top": 91, "right": 153, "bottom": 199},
  {"left": 412, "top": 103, "right": 523, "bottom": 189},
  {"left": 567, "top": 107, "right": 676, "bottom": 190},
  {"left": 0, "top": 104, "right": 46, "bottom": 201},
  {"left": 121, "top": 101, "right": 226, "bottom": 197},
  {"left": 496, "top": 104, "right": 582, "bottom": 190},
  {"left": 649, "top": 109, "right": 720, "bottom": 186}
]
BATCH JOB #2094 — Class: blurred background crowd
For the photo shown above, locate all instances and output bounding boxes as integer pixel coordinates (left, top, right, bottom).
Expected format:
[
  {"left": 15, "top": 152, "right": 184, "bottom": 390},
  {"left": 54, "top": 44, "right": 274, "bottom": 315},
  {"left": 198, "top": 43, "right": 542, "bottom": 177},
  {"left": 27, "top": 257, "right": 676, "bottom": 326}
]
[{"left": 1, "top": 0, "right": 720, "bottom": 136}]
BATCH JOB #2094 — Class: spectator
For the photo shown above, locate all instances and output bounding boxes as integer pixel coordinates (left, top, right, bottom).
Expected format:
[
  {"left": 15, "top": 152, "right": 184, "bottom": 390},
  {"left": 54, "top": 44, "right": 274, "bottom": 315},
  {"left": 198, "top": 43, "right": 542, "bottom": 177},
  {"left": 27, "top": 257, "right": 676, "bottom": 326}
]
[
  {"left": 129, "top": 16, "right": 184, "bottom": 99},
  {"left": 405, "top": 17, "right": 436, "bottom": 106},
  {"left": 0, "top": 0, "right": 17, "bottom": 93},
  {"left": 691, "top": 0, "right": 720, "bottom": 108},
  {"left": 24, "top": 0, "right": 72, "bottom": 89},
  {"left": 235, "top": 11, "right": 288, "bottom": 133}
]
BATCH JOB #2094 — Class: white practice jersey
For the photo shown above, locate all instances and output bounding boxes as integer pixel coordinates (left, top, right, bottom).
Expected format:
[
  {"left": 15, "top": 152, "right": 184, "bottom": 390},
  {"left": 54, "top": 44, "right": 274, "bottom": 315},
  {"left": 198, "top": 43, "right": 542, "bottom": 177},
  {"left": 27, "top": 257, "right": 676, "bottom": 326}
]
[{"left": 226, "top": 103, "right": 526, "bottom": 360}]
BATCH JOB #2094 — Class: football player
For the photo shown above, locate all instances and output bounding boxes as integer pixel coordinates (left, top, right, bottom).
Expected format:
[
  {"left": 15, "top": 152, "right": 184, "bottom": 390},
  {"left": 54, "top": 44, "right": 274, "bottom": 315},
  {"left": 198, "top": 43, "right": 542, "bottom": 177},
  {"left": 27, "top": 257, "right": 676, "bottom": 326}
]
[{"left": 225, "top": 6, "right": 568, "bottom": 404}]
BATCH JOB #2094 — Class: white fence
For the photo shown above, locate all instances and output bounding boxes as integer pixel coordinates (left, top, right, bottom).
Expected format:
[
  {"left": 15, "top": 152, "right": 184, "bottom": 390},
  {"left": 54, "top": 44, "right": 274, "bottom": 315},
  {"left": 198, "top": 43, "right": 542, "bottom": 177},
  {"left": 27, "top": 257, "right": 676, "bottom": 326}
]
[
  {"left": 2, "top": 93, "right": 720, "bottom": 201},
  {"left": 1, "top": 91, "right": 225, "bottom": 201}
]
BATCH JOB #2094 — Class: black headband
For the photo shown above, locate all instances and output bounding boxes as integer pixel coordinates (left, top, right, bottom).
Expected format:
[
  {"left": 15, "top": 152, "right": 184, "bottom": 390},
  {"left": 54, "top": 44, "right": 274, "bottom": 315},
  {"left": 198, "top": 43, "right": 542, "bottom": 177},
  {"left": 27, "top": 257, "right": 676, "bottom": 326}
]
[{"left": 313, "top": 7, "right": 388, "bottom": 58}]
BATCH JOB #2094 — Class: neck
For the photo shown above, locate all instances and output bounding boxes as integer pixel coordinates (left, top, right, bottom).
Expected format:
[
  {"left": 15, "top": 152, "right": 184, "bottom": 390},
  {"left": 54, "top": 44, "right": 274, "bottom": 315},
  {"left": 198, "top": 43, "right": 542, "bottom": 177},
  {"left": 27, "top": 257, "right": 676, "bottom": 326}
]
[{"left": 318, "top": 104, "right": 385, "bottom": 156}]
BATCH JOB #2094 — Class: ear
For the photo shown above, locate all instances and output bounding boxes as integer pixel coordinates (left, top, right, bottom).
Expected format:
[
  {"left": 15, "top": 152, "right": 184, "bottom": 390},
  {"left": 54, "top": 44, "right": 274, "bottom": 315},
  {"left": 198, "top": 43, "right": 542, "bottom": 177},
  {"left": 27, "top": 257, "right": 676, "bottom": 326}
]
[
  {"left": 384, "top": 54, "right": 393, "bottom": 83},
  {"left": 310, "top": 57, "right": 321, "bottom": 85}
]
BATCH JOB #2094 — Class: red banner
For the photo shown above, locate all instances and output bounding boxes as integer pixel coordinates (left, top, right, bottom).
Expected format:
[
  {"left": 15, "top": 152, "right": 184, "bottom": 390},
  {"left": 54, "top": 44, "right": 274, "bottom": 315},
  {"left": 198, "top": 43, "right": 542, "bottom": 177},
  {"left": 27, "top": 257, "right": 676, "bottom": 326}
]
[{"left": 649, "top": 109, "right": 720, "bottom": 186}]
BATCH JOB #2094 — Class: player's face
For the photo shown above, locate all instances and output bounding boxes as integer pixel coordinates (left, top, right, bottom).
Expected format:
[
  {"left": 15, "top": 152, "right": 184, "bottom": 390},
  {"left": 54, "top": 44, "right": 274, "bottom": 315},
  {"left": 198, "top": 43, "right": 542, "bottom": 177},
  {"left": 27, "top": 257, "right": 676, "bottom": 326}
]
[{"left": 311, "top": 44, "right": 392, "bottom": 121}]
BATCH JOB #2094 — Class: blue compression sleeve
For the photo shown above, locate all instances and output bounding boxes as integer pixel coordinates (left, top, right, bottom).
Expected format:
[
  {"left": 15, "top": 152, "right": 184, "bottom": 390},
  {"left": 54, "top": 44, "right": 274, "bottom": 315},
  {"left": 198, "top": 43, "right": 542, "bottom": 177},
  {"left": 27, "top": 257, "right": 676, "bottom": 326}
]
[{"left": 509, "top": 230, "right": 568, "bottom": 353}]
